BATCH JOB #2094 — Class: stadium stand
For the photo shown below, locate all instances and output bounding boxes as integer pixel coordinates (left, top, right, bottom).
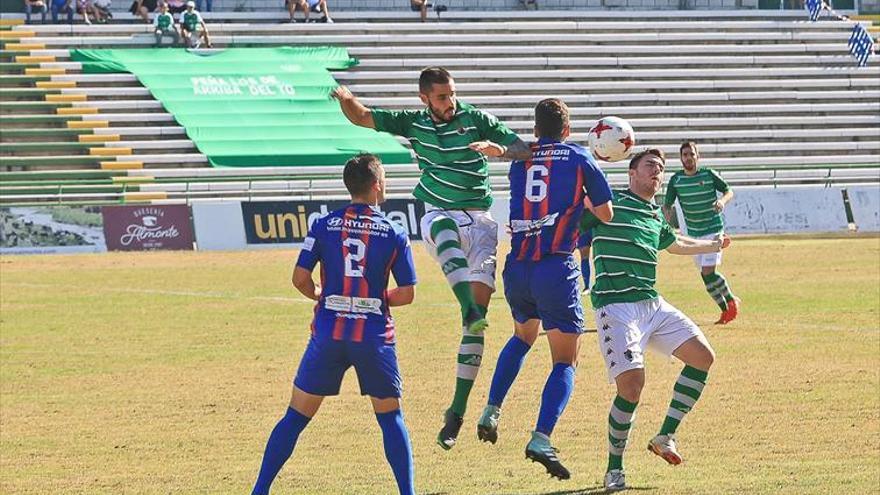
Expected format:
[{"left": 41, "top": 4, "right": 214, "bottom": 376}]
[{"left": 1, "top": 9, "right": 878, "bottom": 205}]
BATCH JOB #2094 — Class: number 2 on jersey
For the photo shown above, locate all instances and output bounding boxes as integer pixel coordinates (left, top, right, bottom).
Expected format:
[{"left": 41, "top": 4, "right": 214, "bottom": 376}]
[
  {"left": 525, "top": 165, "right": 549, "bottom": 202},
  {"left": 343, "top": 238, "right": 366, "bottom": 278}
]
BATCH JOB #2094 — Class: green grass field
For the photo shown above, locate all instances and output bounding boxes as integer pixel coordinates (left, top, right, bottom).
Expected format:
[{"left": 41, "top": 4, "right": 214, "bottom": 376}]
[{"left": 1, "top": 236, "right": 878, "bottom": 495}]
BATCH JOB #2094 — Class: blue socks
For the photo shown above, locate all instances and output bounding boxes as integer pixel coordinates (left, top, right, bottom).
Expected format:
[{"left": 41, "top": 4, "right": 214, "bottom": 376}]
[
  {"left": 253, "top": 407, "right": 415, "bottom": 495},
  {"left": 376, "top": 409, "right": 416, "bottom": 495},
  {"left": 252, "top": 407, "right": 311, "bottom": 495},
  {"left": 581, "top": 258, "right": 591, "bottom": 291},
  {"left": 536, "top": 363, "right": 576, "bottom": 436},
  {"left": 487, "top": 336, "right": 532, "bottom": 407}
]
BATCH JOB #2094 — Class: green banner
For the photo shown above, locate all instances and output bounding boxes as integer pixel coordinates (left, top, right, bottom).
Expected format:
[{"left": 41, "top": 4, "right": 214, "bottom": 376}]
[{"left": 70, "top": 47, "right": 412, "bottom": 167}]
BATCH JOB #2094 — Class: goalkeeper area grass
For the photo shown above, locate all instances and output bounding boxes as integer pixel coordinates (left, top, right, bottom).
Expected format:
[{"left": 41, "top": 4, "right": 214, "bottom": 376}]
[{"left": 1, "top": 235, "right": 878, "bottom": 495}]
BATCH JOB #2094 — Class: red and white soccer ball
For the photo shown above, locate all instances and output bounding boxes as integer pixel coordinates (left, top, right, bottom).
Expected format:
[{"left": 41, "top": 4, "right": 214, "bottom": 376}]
[{"left": 587, "top": 116, "right": 636, "bottom": 163}]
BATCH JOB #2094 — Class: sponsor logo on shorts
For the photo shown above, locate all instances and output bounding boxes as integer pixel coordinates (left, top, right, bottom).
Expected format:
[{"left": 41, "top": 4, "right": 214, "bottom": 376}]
[
  {"left": 510, "top": 213, "right": 559, "bottom": 236},
  {"left": 324, "top": 295, "right": 383, "bottom": 315}
]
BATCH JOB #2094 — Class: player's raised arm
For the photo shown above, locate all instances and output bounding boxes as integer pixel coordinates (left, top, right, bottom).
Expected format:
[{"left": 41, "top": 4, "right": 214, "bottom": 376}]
[
  {"left": 501, "top": 137, "right": 533, "bottom": 161},
  {"left": 332, "top": 86, "right": 376, "bottom": 129},
  {"left": 666, "top": 233, "right": 731, "bottom": 256},
  {"left": 468, "top": 136, "right": 532, "bottom": 161}
]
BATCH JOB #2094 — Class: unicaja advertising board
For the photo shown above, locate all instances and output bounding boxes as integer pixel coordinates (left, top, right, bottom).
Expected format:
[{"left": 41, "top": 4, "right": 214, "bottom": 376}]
[{"left": 240, "top": 200, "right": 425, "bottom": 245}]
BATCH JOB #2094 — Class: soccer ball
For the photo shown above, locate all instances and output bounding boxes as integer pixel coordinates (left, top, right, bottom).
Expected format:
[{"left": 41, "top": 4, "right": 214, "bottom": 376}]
[{"left": 587, "top": 116, "right": 636, "bottom": 163}]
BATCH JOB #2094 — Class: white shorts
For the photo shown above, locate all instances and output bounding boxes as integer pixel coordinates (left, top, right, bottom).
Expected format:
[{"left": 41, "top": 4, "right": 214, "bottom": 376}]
[
  {"left": 420, "top": 207, "right": 498, "bottom": 290},
  {"left": 595, "top": 297, "right": 704, "bottom": 381},
  {"left": 692, "top": 233, "right": 723, "bottom": 268}
]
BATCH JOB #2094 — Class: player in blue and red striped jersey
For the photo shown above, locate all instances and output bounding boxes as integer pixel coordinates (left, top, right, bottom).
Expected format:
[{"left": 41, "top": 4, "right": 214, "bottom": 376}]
[
  {"left": 251, "top": 154, "right": 418, "bottom": 495},
  {"left": 475, "top": 99, "right": 614, "bottom": 479}
]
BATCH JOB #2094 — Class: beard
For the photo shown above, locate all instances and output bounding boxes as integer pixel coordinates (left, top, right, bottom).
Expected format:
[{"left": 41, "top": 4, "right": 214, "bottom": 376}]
[{"left": 428, "top": 101, "right": 455, "bottom": 123}]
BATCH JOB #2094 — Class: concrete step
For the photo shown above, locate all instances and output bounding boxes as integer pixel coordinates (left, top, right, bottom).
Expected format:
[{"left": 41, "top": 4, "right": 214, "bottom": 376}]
[
  {"left": 359, "top": 90, "right": 880, "bottom": 108},
  {"left": 10, "top": 20, "right": 859, "bottom": 37}
]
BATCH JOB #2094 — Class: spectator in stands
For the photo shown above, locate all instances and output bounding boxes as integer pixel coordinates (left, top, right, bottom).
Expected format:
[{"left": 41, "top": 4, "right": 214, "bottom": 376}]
[
  {"left": 166, "top": 0, "right": 186, "bottom": 13},
  {"left": 75, "top": 0, "right": 97, "bottom": 24},
  {"left": 181, "top": 1, "right": 213, "bottom": 48},
  {"left": 409, "top": 1, "right": 446, "bottom": 22},
  {"left": 24, "top": 0, "right": 48, "bottom": 24},
  {"left": 195, "top": 0, "right": 210, "bottom": 11},
  {"left": 286, "top": 0, "right": 333, "bottom": 23},
  {"left": 92, "top": 0, "right": 113, "bottom": 21},
  {"left": 129, "top": 0, "right": 158, "bottom": 23},
  {"left": 154, "top": 2, "right": 180, "bottom": 45},
  {"left": 410, "top": 0, "right": 428, "bottom": 22},
  {"left": 50, "top": 0, "right": 74, "bottom": 23}
]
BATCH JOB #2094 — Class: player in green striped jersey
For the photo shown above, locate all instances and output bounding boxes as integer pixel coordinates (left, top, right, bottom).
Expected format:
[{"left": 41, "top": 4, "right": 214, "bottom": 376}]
[
  {"left": 580, "top": 149, "right": 731, "bottom": 492},
  {"left": 662, "top": 141, "right": 739, "bottom": 324},
  {"left": 332, "top": 67, "right": 532, "bottom": 450}
]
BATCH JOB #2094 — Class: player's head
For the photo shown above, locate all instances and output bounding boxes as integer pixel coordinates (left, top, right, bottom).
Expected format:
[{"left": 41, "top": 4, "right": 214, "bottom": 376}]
[
  {"left": 186, "top": 0, "right": 195, "bottom": 10},
  {"left": 628, "top": 148, "right": 666, "bottom": 199},
  {"left": 160, "top": 2, "right": 169, "bottom": 12},
  {"left": 344, "top": 153, "right": 386, "bottom": 205},
  {"left": 680, "top": 141, "right": 699, "bottom": 172},
  {"left": 533, "top": 98, "right": 570, "bottom": 140},
  {"left": 418, "top": 67, "right": 456, "bottom": 123}
]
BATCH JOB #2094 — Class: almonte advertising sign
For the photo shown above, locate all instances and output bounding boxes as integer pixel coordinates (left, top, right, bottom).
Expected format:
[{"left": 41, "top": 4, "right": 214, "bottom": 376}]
[{"left": 102, "top": 205, "right": 194, "bottom": 251}]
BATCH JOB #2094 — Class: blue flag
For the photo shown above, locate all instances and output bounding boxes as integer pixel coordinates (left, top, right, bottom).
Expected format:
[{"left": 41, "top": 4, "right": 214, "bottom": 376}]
[
  {"left": 848, "top": 24, "right": 875, "bottom": 67},
  {"left": 804, "top": 0, "right": 822, "bottom": 22}
]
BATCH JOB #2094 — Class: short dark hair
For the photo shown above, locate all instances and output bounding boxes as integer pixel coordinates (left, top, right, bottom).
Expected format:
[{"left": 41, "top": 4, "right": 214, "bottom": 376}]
[
  {"left": 628, "top": 148, "right": 665, "bottom": 170},
  {"left": 680, "top": 141, "right": 698, "bottom": 154},
  {"left": 419, "top": 67, "right": 452, "bottom": 94},
  {"left": 534, "top": 98, "right": 569, "bottom": 140},
  {"left": 343, "top": 153, "right": 383, "bottom": 196}
]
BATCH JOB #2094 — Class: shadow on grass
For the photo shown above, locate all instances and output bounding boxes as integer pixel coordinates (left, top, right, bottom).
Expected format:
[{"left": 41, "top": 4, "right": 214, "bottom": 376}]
[
  {"left": 421, "top": 487, "right": 656, "bottom": 495},
  {"left": 506, "top": 486, "right": 657, "bottom": 495}
]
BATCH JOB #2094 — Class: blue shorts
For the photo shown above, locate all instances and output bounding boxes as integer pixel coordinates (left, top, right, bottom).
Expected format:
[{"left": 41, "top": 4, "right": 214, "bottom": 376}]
[
  {"left": 577, "top": 229, "right": 593, "bottom": 249},
  {"left": 502, "top": 253, "right": 584, "bottom": 334},
  {"left": 293, "top": 334, "right": 402, "bottom": 399}
]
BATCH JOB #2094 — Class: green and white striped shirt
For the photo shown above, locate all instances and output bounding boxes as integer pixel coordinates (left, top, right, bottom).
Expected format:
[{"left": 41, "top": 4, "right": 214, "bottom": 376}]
[
  {"left": 580, "top": 189, "right": 677, "bottom": 309},
  {"left": 663, "top": 168, "right": 730, "bottom": 237},
  {"left": 371, "top": 102, "right": 519, "bottom": 210}
]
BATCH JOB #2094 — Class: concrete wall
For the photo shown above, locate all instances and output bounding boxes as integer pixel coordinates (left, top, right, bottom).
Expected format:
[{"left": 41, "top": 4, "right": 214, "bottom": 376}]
[{"left": 208, "top": 0, "right": 764, "bottom": 11}]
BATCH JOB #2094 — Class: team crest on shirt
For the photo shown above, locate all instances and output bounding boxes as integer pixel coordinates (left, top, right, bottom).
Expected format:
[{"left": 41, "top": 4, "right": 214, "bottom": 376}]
[{"left": 456, "top": 127, "right": 468, "bottom": 135}]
